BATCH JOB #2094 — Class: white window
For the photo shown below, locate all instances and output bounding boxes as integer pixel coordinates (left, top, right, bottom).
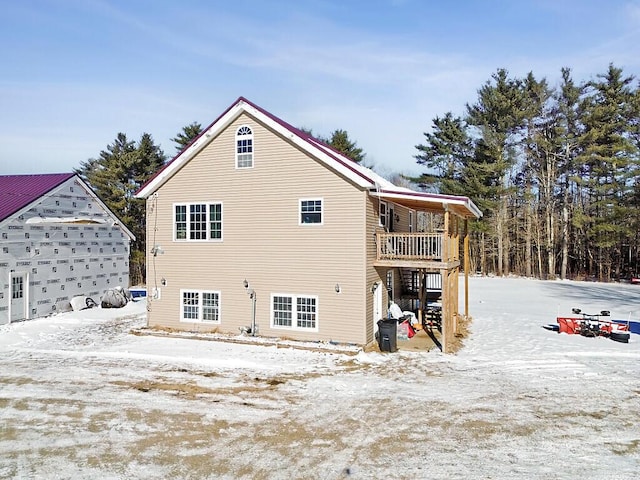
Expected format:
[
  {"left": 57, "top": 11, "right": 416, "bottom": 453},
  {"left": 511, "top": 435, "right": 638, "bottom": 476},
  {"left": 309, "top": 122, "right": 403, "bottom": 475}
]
[
  {"left": 175, "top": 205, "right": 187, "bottom": 239},
  {"left": 174, "top": 203, "right": 223, "bottom": 241},
  {"left": 189, "top": 204, "right": 207, "bottom": 240},
  {"left": 379, "top": 201, "right": 388, "bottom": 228},
  {"left": 236, "top": 125, "right": 253, "bottom": 168},
  {"left": 181, "top": 289, "right": 220, "bottom": 323},
  {"left": 209, "top": 204, "right": 222, "bottom": 240},
  {"left": 271, "top": 294, "right": 318, "bottom": 331},
  {"left": 409, "top": 210, "right": 414, "bottom": 233},
  {"left": 300, "top": 198, "right": 323, "bottom": 225}
]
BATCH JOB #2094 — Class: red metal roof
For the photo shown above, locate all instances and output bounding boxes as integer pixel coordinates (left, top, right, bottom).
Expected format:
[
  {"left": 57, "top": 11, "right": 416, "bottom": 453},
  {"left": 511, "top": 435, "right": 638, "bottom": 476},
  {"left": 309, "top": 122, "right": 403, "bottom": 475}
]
[
  {"left": 136, "top": 97, "right": 375, "bottom": 195},
  {"left": 0, "top": 173, "right": 75, "bottom": 222},
  {"left": 134, "top": 97, "right": 482, "bottom": 219}
]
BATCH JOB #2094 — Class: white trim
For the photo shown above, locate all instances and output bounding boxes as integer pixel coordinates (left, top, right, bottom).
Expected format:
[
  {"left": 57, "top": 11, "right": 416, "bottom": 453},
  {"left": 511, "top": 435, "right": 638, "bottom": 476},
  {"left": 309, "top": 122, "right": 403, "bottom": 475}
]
[
  {"left": 172, "top": 201, "right": 223, "bottom": 242},
  {"left": 235, "top": 124, "right": 254, "bottom": 169},
  {"left": 270, "top": 293, "right": 319, "bottom": 332},
  {"left": 73, "top": 176, "right": 136, "bottom": 241},
  {"left": 179, "top": 288, "right": 221, "bottom": 323},
  {"left": 299, "top": 197, "right": 324, "bottom": 226},
  {"left": 134, "top": 98, "right": 482, "bottom": 219},
  {"left": 372, "top": 281, "right": 382, "bottom": 334},
  {"left": 379, "top": 201, "right": 388, "bottom": 228},
  {"left": 9, "top": 271, "right": 29, "bottom": 323},
  {"left": 136, "top": 103, "right": 249, "bottom": 198},
  {"left": 135, "top": 100, "right": 377, "bottom": 199},
  {"left": 369, "top": 190, "right": 482, "bottom": 219}
]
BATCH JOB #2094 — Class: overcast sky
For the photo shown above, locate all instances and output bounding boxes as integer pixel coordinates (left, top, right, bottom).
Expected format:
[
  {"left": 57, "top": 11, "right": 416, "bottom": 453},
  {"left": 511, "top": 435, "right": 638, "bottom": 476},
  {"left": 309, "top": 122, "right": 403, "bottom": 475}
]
[{"left": 1, "top": 0, "right": 639, "bottom": 178}]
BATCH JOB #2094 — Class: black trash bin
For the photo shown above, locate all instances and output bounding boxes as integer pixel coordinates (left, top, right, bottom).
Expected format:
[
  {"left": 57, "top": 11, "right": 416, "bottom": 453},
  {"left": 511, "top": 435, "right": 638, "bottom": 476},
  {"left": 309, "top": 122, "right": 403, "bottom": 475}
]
[{"left": 377, "top": 319, "right": 398, "bottom": 352}]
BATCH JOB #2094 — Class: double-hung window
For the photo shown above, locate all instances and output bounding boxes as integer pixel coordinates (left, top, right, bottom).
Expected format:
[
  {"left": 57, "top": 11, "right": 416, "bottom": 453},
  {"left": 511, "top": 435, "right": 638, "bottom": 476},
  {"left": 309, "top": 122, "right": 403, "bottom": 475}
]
[
  {"left": 271, "top": 294, "right": 318, "bottom": 331},
  {"left": 209, "top": 204, "right": 222, "bottom": 239},
  {"left": 300, "top": 198, "right": 322, "bottom": 225},
  {"left": 181, "top": 289, "right": 220, "bottom": 323},
  {"left": 174, "top": 203, "right": 223, "bottom": 241},
  {"left": 379, "top": 201, "right": 388, "bottom": 229},
  {"left": 190, "top": 204, "right": 207, "bottom": 240},
  {"left": 236, "top": 125, "right": 253, "bottom": 168}
]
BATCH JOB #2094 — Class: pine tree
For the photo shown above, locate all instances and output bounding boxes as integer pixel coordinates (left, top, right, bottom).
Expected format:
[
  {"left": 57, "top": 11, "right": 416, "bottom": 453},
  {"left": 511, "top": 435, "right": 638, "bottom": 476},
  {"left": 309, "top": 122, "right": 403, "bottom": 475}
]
[
  {"left": 327, "top": 129, "right": 365, "bottom": 163},
  {"left": 171, "top": 122, "right": 203, "bottom": 153},
  {"left": 465, "top": 68, "right": 527, "bottom": 276},
  {"left": 577, "top": 64, "right": 638, "bottom": 280},
  {"left": 76, "top": 133, "right": 166, "bottom": 284},
  {"left": 299, "top": 127, "right": 366, "bottom": 164},
  {"left": 553, "top": 68, "right": 583, "bottom": 279},
  {"left": 414, "top": 112, "right": 473, "bottom": 195}
]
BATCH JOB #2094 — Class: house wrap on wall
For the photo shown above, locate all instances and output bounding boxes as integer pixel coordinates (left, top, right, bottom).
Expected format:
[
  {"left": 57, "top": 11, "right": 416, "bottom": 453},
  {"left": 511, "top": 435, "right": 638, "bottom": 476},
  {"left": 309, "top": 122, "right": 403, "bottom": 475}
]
[
  {"left": 136, "top": 97, "right": 482, "bottom": 352},
  {"left": 0, "top": 173, "right": 135, "bottom": 325}
]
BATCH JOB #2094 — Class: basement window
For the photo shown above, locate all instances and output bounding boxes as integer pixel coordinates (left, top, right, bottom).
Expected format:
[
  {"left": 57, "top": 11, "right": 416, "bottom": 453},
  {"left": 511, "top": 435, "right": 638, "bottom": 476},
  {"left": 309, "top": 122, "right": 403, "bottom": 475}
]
[
  {"left": 271, "top": 294, "right": 318, "bottom": 331},
  {"left": 180, "top": 289, "right": 220, "bottom": 323}
]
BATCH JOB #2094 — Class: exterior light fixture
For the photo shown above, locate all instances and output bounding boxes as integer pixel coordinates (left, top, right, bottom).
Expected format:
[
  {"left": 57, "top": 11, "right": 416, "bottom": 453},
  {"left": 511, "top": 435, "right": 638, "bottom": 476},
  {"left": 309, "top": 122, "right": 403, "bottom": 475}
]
[
  {"left": 335, "top": 283, "right": 341, "bottom": 293},
  {"left": 371, "top": 282, "right": 380, "bottom": 294}
]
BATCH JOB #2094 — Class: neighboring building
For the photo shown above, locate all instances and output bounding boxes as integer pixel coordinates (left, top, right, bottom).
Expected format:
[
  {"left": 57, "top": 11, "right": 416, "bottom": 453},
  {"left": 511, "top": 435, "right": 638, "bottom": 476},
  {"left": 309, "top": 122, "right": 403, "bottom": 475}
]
[
  {"left": 0, "top": 173, "right": 135, "bottom": 325},
  {"left": 136, "top": 98, "right": 482, "bottom": 352}
]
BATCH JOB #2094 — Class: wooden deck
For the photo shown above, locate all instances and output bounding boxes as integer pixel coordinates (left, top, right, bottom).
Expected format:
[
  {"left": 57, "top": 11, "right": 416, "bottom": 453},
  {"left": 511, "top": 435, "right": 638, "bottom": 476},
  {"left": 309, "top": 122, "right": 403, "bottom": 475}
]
[{"left": 374, "top": 232, "right": 460, "bottom": 269}]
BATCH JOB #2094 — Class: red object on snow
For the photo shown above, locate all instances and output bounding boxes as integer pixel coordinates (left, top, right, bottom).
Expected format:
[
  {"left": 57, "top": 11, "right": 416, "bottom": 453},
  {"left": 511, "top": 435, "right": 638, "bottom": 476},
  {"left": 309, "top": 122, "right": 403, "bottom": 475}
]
[
  {"left": 557, "top": 316, "right": 629, "bottom": 335},
  {"left": 557, "top": 317, "right": 581, "bottom": 334}
]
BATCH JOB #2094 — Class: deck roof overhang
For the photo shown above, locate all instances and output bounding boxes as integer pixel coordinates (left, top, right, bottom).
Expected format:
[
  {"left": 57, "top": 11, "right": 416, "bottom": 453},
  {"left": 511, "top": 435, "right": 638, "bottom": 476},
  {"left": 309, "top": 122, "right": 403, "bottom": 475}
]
[{"left": 370, "top": 189, "right": 482, "bottom": 219}]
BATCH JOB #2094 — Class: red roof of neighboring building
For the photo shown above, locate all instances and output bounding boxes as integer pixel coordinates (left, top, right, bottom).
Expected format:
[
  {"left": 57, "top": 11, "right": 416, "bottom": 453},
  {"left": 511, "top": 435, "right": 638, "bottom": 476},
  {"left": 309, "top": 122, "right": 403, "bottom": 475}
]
[{"left": 0, "top": 173, "right": 75, "bottom": 223}]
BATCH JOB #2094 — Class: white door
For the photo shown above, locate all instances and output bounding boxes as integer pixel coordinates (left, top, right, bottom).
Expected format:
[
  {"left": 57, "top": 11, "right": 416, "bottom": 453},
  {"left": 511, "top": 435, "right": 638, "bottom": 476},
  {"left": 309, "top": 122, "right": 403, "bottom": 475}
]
[
  {"left": 10, "top": 273, "right": 26, "bottom": 322},
  {"left": 372, "top": 282, "right": 382, "bottom": 334}
]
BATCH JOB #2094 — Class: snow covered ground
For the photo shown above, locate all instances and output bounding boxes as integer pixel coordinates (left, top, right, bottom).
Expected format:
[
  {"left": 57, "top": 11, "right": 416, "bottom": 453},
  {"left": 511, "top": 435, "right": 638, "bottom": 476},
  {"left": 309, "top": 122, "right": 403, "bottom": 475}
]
[{"left": 1, "top": 277, "right": 639, "bottom": 480}]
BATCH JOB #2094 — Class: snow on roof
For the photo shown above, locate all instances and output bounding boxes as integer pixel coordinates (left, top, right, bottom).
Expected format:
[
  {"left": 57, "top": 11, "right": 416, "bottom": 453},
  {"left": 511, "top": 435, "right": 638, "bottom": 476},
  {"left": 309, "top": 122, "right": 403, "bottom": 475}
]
[
  {"left": 135, "top": 97, "right": 482, "bottom": 218},
  {"left": 0, "top": 173, "right": 136, "bottom": 240},
  {"left": 0, "top": 173, "right": 75, "bottom": 223}
]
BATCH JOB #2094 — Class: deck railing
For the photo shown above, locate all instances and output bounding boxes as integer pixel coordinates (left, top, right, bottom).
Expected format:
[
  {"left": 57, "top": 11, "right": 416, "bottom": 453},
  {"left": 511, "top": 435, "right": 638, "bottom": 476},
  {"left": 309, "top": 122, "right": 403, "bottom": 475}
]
[{"left": 376, "top": 232, "right": 445, "bottom": 261}]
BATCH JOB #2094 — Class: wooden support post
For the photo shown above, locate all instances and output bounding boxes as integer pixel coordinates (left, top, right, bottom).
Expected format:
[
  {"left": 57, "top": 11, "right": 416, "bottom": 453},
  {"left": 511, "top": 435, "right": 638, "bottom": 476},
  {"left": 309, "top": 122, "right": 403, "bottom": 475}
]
[
  {"left": 417, "top": 269, "right": 423, "bottom": 325},
  {"left": 443, "top": 209, "right": 449, "bottom": 261},
  {"left": 440, "top": 267, "right": 449, "bottom": 353},
  {"left": 463, "top": 219, "right": 469, "bottom": 320},
  {"left": 441, "top": 209, "right": 451, "bottom": 352},
  {"left": 452, "top": 265, "right": 459, "bottom": 335}
]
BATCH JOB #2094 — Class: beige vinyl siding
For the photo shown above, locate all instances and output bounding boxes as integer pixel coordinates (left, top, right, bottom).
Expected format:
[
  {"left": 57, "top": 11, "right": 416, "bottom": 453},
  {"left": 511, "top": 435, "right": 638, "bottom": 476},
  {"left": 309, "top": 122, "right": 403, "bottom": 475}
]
[
  {"left": 392, "top": 204, "right": 412, "bottom": 233},
  {"left": 146, "top": 113, "right": 370, "bottom": 344},
  {"left": 365, "top": 194, "right": 387, "bottom": 344},
  {"left": 363, "top": 197, "right": 414, "bottom": 342}
]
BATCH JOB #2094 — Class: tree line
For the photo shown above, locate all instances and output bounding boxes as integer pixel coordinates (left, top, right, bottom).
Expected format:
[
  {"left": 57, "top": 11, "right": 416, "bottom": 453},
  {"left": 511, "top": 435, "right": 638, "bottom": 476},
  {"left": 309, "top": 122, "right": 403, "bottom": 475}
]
[
  {"left": 75, "top": 122, "right": 365, "bottom": 285},
  {"left": 415, "top": 64, "right": 640, "bottom": 282},
  {"left": 77, "top": 63, "right": 640, "bottom": 286}
]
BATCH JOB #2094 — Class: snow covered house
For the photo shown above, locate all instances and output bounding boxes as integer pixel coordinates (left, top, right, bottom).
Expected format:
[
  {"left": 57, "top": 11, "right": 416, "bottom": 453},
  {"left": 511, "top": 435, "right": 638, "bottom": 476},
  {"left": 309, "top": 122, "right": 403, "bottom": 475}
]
[
  {"left": 0, "top": 173, "right": 135, "bottom": 325},
  {"left": 136, "top": 98, "right": 482, "bottom": 352}
]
